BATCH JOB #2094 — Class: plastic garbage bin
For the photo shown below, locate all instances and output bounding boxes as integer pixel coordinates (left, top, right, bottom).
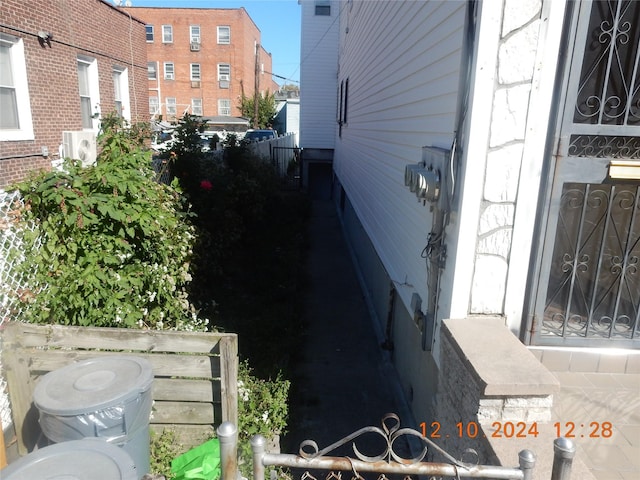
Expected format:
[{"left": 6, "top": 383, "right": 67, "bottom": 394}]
[
  {"left": 0, "top": 439, "right": 138, "bottom": 480},
  {"left": 33, "top": 356, "right": 154, "bottom": 477}
]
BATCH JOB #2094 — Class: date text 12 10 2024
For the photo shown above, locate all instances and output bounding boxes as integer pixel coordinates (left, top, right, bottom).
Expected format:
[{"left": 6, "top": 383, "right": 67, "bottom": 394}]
[{"left": 419, "top": 421, "right": 613, "bottom": 439}]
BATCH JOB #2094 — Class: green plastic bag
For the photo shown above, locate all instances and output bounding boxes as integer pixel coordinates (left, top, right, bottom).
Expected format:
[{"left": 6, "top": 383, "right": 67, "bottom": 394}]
[{"left": 171, "top": 438, "right": 221, "bottom": 480}]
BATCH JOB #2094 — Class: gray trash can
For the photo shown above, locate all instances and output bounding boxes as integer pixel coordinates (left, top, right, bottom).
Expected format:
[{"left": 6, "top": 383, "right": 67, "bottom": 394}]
[
  {"left": 0, "top": 439, "right": 138, "bottom": 480},
  {"left": 33, "top": 356, "right": 154, "bottom": 477}
]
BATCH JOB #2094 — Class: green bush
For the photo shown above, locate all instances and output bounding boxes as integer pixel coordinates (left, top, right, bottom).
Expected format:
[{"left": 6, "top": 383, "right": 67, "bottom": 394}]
[
  {"left": 9, "top": 114, "right": 206, "bottom": 330},
  {"left": 237, "top": 361, "right": 290, "bottom": 477}
]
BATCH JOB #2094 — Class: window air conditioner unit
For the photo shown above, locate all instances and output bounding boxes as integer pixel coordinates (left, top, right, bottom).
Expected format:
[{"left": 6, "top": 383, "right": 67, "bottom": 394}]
[
  {"left": 190, "top": 42, "right": 200, "bottom": 51},
  {"left": 219, "top": 74, "right": 230, "bottom": 81},
  {"left": 191, "top": 81, "right": 201, "bottom": 88},
  {"left": 219, "top": 80, "right": 230, "bottom": 89},
  {"left": 63, "top": 131, "right": 97, "bottom": 167},
  {"left": 165, "top": 73, "right": 174, "bottom": 80}
]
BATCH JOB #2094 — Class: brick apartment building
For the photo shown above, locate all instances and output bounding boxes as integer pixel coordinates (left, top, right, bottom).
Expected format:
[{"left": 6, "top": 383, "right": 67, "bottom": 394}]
[
  {"left": 122, "top": 7, "right": 279, "bottom": 122},
  {"left": 0, "top": 0, "right": 149, "bottom": 187}
]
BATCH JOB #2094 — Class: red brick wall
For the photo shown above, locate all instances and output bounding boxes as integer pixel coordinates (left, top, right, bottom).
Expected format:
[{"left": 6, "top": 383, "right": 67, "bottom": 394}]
[
  {"left": 123, "top": 7, "right": 277, "bottom": 120},
  {"left": 0, "top": 0, "right": 148, "bottom": 187}
]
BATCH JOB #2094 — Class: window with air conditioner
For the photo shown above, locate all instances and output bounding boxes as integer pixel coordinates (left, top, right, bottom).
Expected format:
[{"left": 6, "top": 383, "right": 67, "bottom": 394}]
[
  {"left": 190, "top": 43, "right": 200, "bottom": 52},
  {"left": 217, "top": 26, "right": 230, "bottom": 44},
  {"left": 77, "top": 56, "right": 100, "bottom": 130},
  {"left": 218, "top": 99, "right": 231, "bottom": 116},
  {"left": 146, "top": 25, "right": 154, "bottom": 42},
  {"left": 164, "top": 62, "right": 174, "bottom": 80},
  {"left": 0, "top": 34, "right": 34, "bottom": 141},
  {"left": 166, "top": 97, "right": 177, "bottom": 116},
  {"left": 162, "top": 25, "right": 173, "bottom": 43},
  {"left": 190, "top": 25, "right": 201, "bottom": 44},
  {"left": 218, "top": 63, "right": 230, "bottom": 81}
]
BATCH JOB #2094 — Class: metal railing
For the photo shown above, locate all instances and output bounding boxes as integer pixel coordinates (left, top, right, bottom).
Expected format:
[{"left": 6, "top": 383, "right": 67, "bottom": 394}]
[{"left": 216, "top": 414, "right": 576, "bottom": 480}]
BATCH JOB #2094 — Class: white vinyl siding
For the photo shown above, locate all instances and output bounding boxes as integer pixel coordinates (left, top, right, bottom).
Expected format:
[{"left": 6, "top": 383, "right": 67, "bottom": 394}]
[
  {"left": 299, "top": 0, "right": 339, "bottom": 149},
  {"left": 332, "top": 0, "right": 466, "bottom": 311}
]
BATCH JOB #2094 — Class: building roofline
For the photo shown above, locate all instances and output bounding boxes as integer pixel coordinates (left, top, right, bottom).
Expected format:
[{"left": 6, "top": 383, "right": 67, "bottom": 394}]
[{"left": 99, "top": 0, "right": 146, "bottom": 25}]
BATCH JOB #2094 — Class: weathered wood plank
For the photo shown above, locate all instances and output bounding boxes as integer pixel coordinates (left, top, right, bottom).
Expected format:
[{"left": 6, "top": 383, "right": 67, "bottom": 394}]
[
  {"left": 219, "top": 336, "right": 239, "bottom": 428},
  {"left": 151, "top": 401, "right": 215, "bottom": 425},
  {"left": 11, "top": 323, "right": 227, "bottom": 354},
  {"left": 153, "top": 378, "right": 218, "bottom": 403},
  {"left": 28, "top": 350, "right": 221, "bottom": 379},
  {"left": 2, "top": 322, "right": 238, "bottom": 458}
]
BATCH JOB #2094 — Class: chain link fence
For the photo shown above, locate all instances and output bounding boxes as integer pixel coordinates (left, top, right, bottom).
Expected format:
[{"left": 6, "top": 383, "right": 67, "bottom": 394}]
[{"left": 0, "top": 189, "right": 32, "bottom": 328}]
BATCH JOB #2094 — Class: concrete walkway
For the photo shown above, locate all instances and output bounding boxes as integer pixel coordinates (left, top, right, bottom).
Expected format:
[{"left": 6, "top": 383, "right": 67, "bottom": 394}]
[
  {"left": 282, "top": 200, "right": 411, "bottom": 457},
  {"left": 551, "top": 371, "right": 640, "bottom": 480},
  {"left": 282, "top": 199, "right": 640, "bottom": 479}
]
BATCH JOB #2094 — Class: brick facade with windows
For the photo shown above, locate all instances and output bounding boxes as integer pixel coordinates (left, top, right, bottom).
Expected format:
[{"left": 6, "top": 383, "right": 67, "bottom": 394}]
[
  {"left": 0, "top": 0, "right": 148, "bottom": 187},
  {"left": 123, "top": 7, "right": 279, "bottom": 121}
]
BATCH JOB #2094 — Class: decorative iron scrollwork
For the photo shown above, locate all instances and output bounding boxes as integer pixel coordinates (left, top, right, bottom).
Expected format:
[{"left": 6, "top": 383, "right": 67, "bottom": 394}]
[{"left": 298, "top": 413, "right": 472, "bottom": 468}]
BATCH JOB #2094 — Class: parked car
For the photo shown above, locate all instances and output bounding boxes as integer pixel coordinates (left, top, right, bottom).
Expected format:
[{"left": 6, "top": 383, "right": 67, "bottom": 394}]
[{"left": 243, "top": 129, "right": 278, "bottom": 142}]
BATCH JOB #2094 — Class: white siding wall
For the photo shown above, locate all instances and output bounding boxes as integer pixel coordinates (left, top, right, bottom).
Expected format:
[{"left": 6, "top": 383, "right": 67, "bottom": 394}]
[
  {"left": 299, "top": 0, "right": 340, "bottom": 149},
  {"left": 334, "top": 0, "right": 466, "bottom": 315}
]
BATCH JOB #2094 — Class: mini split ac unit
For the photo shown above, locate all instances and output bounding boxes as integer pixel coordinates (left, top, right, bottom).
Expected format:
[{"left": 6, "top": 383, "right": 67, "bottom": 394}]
[
  {"left": 190, "top": 42, "right": 200, "bottom": 51},
  {"left": 63, "top": 131, "right": 97, "bottom": 167}
]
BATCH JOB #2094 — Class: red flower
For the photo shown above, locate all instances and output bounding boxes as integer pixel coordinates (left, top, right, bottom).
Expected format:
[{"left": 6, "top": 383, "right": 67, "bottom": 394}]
[{"left": 200, "top": 180, "right": 213, "bottom": 191}]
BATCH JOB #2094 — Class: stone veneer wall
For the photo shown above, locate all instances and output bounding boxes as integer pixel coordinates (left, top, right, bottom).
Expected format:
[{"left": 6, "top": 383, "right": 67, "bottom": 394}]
[
  {"left": 432, "top": 317, "right": 558, "bottom": 465},
  {"left": 470, "top": 0, "right": 543, "bottom": 313}
]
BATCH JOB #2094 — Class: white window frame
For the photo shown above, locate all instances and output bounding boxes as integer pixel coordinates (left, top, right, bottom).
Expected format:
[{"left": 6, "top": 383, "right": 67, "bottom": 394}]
[
  {"left": 112, "top": 67, "right": 131, "bottom": 122},
  {"left": 164, "top": 62, "right": 174, "bottom": 80},
  {"left": 218, "top": 99, "right": 231, "bottom": 116},
  {"left": 0, "top": 35, "right": 34, "bottom": 141},
  {"left": 149, "top": 96, "right": 159, "bottom": 115},
  {"left": 190, "top": 25, "right": 201, "bottom": 44},
  {"left": 217, "top": 26, "right": 230, "bottom": 44},
  {"left": 146, "top": 25, "right": 154, "bottom": 42},
  {"left": 77, "top": 56, "right": 100, "bottom": 131},
  {"left": 148, "top": 61, "right": 157, "bottom": 80},
  {"left": 162, "top": 25, "right": 173, "bottom": 43},
  {"left": 218, "top": 63, "right": 230, "bottom": 81},
  {"left": 190, "top": 63, "right": 201, "bottom": 81},
  {"left": 166, "top": 97, "right": 177, "bottom": 116},
  {"left": 192, "top": 98, "right": 203, "bottom": 116}
]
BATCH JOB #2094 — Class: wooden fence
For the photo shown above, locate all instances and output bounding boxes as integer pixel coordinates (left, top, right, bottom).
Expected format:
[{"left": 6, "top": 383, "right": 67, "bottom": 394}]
[{"left": 1, "top": 322, "right": 238, "bottom": 459}]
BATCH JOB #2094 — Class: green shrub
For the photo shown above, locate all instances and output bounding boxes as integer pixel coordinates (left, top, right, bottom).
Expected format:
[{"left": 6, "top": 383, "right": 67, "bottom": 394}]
[
  {"left": 237, "top": 361, "right": 290, "bottom": 477},
  {"left": 9, "top": 114, "right": 205, "bottom": 330}
]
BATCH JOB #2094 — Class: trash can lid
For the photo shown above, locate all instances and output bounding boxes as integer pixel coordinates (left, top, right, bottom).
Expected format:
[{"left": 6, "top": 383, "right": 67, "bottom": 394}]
[
  {"left": 33, "top": 356, "right": 154, "bottom": 415},
  {"left": 0, "top": 439, "right": 138, "bottom": 480}
]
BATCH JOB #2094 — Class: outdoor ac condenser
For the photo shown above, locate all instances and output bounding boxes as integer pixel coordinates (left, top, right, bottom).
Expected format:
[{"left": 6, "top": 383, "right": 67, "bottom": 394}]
[{"left": 62, "top": 131, "right": 97, "bottom": 167}]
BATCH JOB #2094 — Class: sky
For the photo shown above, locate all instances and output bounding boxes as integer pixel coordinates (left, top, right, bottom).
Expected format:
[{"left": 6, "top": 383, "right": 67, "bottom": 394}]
[{"left": 120, "top": 0, "right": 302, "bottom": 86}]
